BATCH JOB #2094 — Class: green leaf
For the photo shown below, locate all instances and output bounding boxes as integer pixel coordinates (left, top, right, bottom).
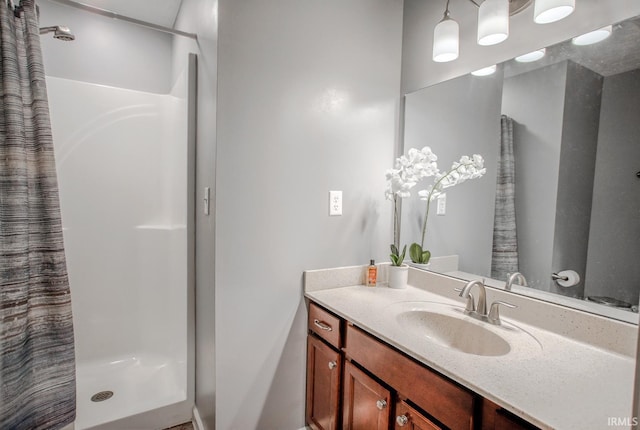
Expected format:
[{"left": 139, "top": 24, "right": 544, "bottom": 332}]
[
  {"left": 421, "top": 250, "right": 431, "bottom": 264},
  {"left": 409, "top": 243, "right": 422, "bottom": 263},
  {"left": 390, "top": 244, "right": 406, "bottom": 266},
  {"left": 390, "top": 253, "right": 398, "bottom": 265},
  {"left": 397, "top": 245, "right": 406, "bottom": 266},
  {"left": 409, "top": 243, "right": 431, "bottom": 263}
]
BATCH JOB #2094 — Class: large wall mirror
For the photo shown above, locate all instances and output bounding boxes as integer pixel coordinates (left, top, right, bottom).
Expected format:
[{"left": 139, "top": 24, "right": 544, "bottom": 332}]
[{"left": 401, "top": 15, "right": 640, "bottom": 323}]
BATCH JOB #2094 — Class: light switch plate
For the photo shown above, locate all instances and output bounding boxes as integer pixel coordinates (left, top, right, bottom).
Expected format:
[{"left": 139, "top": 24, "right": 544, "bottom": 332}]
[
  {"left": 436, "top": 193, "right": 446, "bottom": 215},
  {"left": 203, "top": 187, "right": 210, "bottom": 215}
]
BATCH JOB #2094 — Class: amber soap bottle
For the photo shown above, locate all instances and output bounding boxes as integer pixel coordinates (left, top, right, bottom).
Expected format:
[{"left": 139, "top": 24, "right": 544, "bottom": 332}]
[{"left": 366, "top": 259, "right": 377, "bottom": 287}]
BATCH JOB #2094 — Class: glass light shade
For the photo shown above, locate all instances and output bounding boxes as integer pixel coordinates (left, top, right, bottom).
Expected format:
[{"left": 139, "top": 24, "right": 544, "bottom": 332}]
[
  {"left": 515, "top": 48, "right": 546, "bottom": 62},
  {"left": 534, "top": 0, "right": 575, "bottom": 24},
  {"left": 477, "top": 0, "right": 509, "bottom": 46},
  {"left": 433, "top": 17, "right": 459, "bottom": 62},
  {"left": 572, "top": 25, "right": 612, "bottom": 45},
  {"left": 471, "top": 64, "right": 497, "bottom": 76}
]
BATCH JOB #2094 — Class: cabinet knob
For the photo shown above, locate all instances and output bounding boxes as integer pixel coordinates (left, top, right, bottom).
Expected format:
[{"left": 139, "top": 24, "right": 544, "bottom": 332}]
[
  {"left": 376, "top": 399, "right": 387, "bottom": 410},
  {"left": 328, "top": 361, "right": 337, "bottom": 370},
  {"left": 396, "top": 415, "right": 409, "bottom": 426}
]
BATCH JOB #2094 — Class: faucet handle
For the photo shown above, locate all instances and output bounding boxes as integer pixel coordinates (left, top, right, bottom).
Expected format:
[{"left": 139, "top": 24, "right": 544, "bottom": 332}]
[
  {"left": 454, "top": 288, "right": 475, "bottom": 313},
  {"left": 488, "top": 300, "right": 517, "bottom": 325}
]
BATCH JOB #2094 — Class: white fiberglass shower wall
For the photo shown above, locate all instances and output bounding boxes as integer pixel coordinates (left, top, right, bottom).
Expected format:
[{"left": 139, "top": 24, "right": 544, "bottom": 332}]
[
  {"left": 39, "top": 2, "right": 194, "bottom": 429},
  {"left": 48, "top": 74, "right": 191, "bottom": 429}
]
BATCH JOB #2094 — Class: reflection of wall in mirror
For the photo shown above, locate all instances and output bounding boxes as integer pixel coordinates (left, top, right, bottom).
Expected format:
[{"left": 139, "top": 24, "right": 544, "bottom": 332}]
[
  {"left": 503, "top": 61, "right": 602, "bottom": 298},
  {"left": 502, "top": 62, "right": 568, "bottom": 293},
  {"left": 503, "top": 61, "right": 639, "bottom": 305},
  {"left": 585, "top": 68, "right": 640, "bottom": 306},
  {"left": 402, "top": 72, "right": 502, "bottom": 276},
  {"left": 552, "top": 62, "right": 602, "bottom": 299}
]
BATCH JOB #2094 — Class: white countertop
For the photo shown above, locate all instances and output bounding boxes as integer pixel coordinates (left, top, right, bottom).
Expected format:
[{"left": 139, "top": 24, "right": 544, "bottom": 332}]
[{"left": 305, "top": 269, "right": 637, "bottom": 430}]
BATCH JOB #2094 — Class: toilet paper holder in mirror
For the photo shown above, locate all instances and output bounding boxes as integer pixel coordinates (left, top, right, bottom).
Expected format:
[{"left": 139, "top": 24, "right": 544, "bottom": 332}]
[{"left": 551, "top": 272, "right": 568, "bottom": 281}]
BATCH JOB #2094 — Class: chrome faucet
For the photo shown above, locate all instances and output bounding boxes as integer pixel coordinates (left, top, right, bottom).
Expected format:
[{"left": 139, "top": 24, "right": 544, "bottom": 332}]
[
  {"left": 458, "top": 279, "right": 487, "bottom": 317},
  {"left": 456, "top": 279, "right": 517, "bottom": 325},
  {"left": 505, "top": 272, "right": 527, "bottom": 291},
  {"left": 487, "top": 301, "right": 517, "bottom": 325}
]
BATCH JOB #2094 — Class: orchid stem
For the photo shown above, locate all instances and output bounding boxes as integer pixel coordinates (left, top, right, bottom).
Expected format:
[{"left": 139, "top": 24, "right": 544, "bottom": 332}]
[{"left": 393, "top": 194, "right": 399, "bottom": 249}]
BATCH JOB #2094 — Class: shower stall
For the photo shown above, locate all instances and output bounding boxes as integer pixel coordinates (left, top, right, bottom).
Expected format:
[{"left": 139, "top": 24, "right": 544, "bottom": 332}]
[{"left": 39, "top": 2, "right": 196, "bottom": 429}]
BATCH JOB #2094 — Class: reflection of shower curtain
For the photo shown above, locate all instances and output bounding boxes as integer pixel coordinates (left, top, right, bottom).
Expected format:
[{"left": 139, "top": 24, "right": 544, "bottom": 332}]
[
  {"left": 491, "top": 115, "right": 519, "bottom": 280},
  {"left": 0, "top": 1, "right": 76, "bottom": 429}
]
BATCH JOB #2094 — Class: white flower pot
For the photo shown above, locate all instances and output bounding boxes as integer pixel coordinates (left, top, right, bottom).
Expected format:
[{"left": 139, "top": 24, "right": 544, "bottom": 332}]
[
  {"left": 408, "top": 261, "right": 431, "bottom": 271},
  {"left": 388, "top": 264, "right": 409, "bottom": 289}
]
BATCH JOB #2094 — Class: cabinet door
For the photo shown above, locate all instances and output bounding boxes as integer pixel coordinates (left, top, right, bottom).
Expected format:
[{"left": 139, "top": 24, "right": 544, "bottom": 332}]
[
  {"left": 342, "top": 360, "right": 391, "bottom": 430},
  {"left": 394, "top": 400, "right": 442, "bottom": 430},
  {"left": 306, "top": 334, "right": 342, "bottom": 430}
]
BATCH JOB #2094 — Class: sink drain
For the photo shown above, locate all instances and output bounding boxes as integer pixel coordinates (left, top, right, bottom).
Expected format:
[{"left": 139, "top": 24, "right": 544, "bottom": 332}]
[{"left": 90, "top": 391, "right": 114, "bottom": 402}]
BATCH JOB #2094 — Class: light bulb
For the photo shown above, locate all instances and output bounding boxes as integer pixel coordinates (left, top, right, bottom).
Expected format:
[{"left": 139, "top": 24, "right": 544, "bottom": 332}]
[
  {"left": 534, "top": 0, "right": 575, "bottom": 24},
  {"left": 477, "top": 0, "right": 509, "bottom": 46}
]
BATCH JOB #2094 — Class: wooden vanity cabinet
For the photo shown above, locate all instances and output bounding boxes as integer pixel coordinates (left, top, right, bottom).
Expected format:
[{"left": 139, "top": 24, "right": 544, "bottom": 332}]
[
  {"left": 343, "top": 324, "right": 474, "bottom": 430},
  {"left": 342, "top": 360, "right": 391, "bottom": 430},
  {"left": 306, "top": 334, "right": 342, "bottom": 430},
  {"left": 306, "top": 303, "right": 344, "bottom": 430},
  {"left": 306, "top": 301, "right": 539, "bottom": 430}
]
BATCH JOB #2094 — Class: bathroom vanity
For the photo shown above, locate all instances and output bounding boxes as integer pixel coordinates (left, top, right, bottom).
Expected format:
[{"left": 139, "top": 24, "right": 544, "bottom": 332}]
[{"left": 304, "top": 266, "right": 638, "bottom": 430}]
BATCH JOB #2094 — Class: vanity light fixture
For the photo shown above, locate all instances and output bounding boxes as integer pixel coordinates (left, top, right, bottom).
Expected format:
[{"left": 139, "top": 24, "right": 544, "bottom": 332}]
[
  {"left": 515, "top": 47, "right": 546, "bottom": 62},
  {"left": 572, "top": 25, "right": 613, "bottom": 46},
  {"left": 433, "top": 0, "right": 460, "bottom": 62},
  {"left": 433, "top": 0, "right": 573, "bottom": 63},
  {"left": 471, "top": 64, "right": 497, "bottom": 76},
  {"left": 477, "top": 0, "right": 509, "bottom": 46},
  {"left": 533, "top": 0, "right": 575, "bottom": 24}
]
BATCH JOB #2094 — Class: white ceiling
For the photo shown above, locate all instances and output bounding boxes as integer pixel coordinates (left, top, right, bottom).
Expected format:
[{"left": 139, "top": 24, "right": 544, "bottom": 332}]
[{"left": 74, "top": 0, "right": 183, "bottom": 28}]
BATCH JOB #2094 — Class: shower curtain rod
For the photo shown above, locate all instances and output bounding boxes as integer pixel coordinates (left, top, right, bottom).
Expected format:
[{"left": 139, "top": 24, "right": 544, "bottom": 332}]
[{"left": 45, "top": 0, "right": 197, "bottom": 39}]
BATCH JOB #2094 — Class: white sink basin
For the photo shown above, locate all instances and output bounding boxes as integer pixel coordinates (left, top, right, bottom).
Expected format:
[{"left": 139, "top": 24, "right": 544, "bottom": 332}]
[{"left": 391, "top": 302, "right": 541, "bottom": 357}]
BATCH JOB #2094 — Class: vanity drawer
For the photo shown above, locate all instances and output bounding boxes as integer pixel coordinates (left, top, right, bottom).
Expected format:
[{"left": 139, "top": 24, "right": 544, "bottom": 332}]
[
  {"left": 481, "top": 399, "right": 540, "bottom": 430},
  {"left": 344, "top": 324, "right": 475, "bottom": 430},
  {"left": 309, "top": 303, "right": 342, "bottom": 349}
]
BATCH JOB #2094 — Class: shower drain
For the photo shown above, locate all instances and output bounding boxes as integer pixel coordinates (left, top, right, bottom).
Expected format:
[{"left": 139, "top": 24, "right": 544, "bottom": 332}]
[{"left": 90, "top": 391, "right": 114, "bottom": 402}]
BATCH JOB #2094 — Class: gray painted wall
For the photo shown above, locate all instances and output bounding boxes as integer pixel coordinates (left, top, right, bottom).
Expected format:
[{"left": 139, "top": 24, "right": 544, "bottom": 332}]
[
  {"left": 173, "top": 1, "right": 218, "bottom": 429},
  {"left": 39, "top": 0, "right": 173, "bottom": 93},
  {"left": 401, "top": 0, "right": 640, "bottom": 94},
  {"left": 402, "top": 72, "right": 503, "bottom": 276},
  {"left": 215, "top": 0, "right": 403, "bottom": 428},
  {"left": 551, "top": 62, "right": 602, "bottom": 298},
  {"left": 502, "top": 63, "right": 567, "bottom": 292},
  {"left": 585, "top": 69, "right": 640, "bottom": 305}
]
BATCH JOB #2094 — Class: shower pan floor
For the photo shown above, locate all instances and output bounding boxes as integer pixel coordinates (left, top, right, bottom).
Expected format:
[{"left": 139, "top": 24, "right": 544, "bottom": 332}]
[{"left": 74, "top": 353, "right": 186, "bottom": 430}]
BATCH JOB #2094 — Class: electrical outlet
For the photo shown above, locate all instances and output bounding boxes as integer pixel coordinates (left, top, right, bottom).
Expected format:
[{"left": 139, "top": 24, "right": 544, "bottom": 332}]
[
  {"left": 436, "top": 193, "right": 446, "bottom": 215},
  {"left": 329, "top": 191, "right": 342, "bottom": 216}
]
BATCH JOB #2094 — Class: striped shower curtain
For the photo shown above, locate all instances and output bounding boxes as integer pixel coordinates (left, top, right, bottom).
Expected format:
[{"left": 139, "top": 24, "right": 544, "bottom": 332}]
[
  {"left": 491, "top": 115, "right": 519, "bottom": 280},
  {"left": 0, "top": 1, "right": 76, "bottom": 429}
]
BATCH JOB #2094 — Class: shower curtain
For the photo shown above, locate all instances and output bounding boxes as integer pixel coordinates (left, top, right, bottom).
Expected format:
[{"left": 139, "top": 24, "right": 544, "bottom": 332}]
[
  {"left": 491, "top": 115, "right": 519, "bottom": 280},
  {"left": 0, "top": 1, "right": 76, "bottom": 429}
]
